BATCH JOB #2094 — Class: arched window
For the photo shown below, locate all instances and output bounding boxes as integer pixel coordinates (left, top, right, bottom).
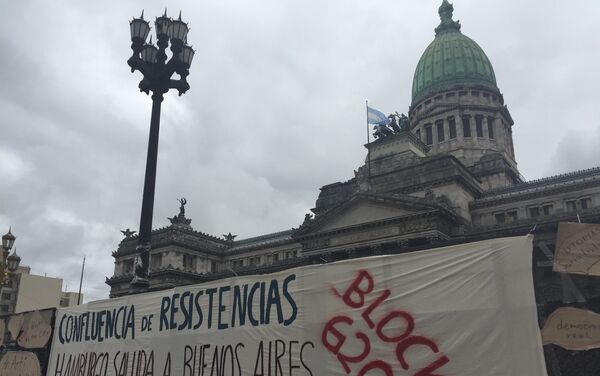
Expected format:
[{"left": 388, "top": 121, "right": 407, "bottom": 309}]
[
  {"left": 436, "top": 120, "right": 445, "bottom": 142},
  {"left": 462, "top": 116, "right": 471, "bottom": 137},
  {"left": 448, "top": 117, "right": 457, "bottom": 139},
  {"left": 487, "top": 117, "right": 495, "bottom": 139}
]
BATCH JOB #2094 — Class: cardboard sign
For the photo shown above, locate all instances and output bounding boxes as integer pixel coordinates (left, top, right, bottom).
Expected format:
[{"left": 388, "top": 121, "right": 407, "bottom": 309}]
[
  {"left": 17, "top": 310, "right": 53, "bottom": 349},
  {"left": 0, "top": 319, "right": 5, "bottom": 347},
  {"left": 7, "top": 314, "right": 24, "bottom": 341},
  {"left": 47, "top": 236, "right": 547, "bottom": 375},
  {"left": 553, "top": 222, "right": 600, "bottom": 276},
  {"left": 541, "top": 307, "right": 600, "bottom": 350},
  {"left": 0, "top": 351, "right": 41, "bottom": 376}
]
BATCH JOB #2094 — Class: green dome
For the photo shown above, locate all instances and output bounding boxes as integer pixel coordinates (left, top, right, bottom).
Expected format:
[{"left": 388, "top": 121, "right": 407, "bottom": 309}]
[{"left": 412, "top": 1, "right": 498, "bottom": 104}]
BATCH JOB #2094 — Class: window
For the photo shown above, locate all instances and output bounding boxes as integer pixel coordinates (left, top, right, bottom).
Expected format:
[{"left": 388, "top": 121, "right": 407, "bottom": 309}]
[
  {"left": 436, "top": 121, "right": 445, "bottom": 142},
  {"left": 528, "top": 206, "right": 540, "bottom": 218},
  {"left": 425, "top": 125, "right": 433, "bottom": 145},
  {"left": 232, "top": 259, "right": 243, "bottom": 268},
  {"left": 123, "top": 260, "right": 134, "bottom": 274},
  {"left": 183, "top": 254, "right": 197, "bottom": 270},
  {"left": 471, "top": 91, "right": 480, "bottom": 96},
  {"left": 416, "top": 129, "right": 421, "bottom": 141},
  {"left": 211, "top": 261, "right": 218, "bottom": 272},
  {"left": 462, "top": 116, "right": 471, "bottom": 137},
  {"left": 565, "top": 200, "right": 577, "bottom": 212},
  {"left": 542, "top": 204, "right": 553, "bottom": 216},
  {"left": 494, "top": 213, "right": 505, "bottom": 224},
  {"left": 151, "top": 253, "right": 162, "bottom": 269},
  {"left": 580, "top": 197, "right": 591, "bottom": 209},
  {"left": 1, "top": 293, "right": 11, "bottom": 301},
  {"left": 507, "top": 210, "right": 518, "bottom": 221},
  {"left": 475, "top": 116, "right": 484, "bottom": 137},
  {"left": 487, "top": 117, "right": 494, "bottom": 139},
  {"left": 273, "top": 253, "right": 279, "bottom": 262},
  {"left": 0, "top": 305, "right": 9, "bottom": 313},
  {"left": 448, "top": 117, "right": 457, "bottom": 139}
]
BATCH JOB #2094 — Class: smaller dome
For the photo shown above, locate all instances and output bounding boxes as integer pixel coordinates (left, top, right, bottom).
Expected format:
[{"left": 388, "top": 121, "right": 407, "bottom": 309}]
[{"left": 412, "top": 1, "right": 499, "bottom": 105}]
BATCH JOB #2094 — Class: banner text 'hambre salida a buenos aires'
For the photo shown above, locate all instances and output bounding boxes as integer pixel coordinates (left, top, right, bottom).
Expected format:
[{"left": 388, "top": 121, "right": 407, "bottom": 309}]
[{"left": 48, "top": 236, "right": 548, "bottom": 376}]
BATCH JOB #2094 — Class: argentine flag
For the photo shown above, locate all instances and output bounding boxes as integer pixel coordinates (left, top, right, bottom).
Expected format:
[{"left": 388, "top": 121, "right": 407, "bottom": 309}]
[{"left": 367, "top": 106, "right": 390, "bottom": 125}]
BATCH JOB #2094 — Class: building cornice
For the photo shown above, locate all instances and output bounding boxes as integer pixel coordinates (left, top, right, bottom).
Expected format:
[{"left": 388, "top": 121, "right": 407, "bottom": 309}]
[{"left": 472, "top": 167, "right": 600, "bottom": 208}]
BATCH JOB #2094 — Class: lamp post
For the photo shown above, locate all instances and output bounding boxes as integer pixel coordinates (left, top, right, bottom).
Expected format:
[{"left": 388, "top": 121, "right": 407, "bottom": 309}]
[
  {"left": 1, "top": 228, "right": 21, "bottom": 287},
  {"left": 127, "top": 10, "right": 195, "bottom": 292}
]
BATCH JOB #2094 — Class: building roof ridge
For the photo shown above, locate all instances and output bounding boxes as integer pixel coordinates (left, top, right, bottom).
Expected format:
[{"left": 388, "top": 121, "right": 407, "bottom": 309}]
[
  {"left": 482, "top": 166, "right": 600, "bottom": 197},
  {"left": 233, "top": 229, "right": 294, "bottom": 245}
]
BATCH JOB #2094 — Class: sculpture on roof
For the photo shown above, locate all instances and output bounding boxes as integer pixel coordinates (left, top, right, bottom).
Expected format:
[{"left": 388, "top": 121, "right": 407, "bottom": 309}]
[
  {"left": 396, "top": 112, "right": 410, "bottom": 131},
  {"left": 435, "top": 0, "right": 461, "bottom": 35},
  {"left": 373, "top": 123, "right": 394, "bottom": 139},
  {"left": 121, "top": 228, "right": 136, "bottom": 238},
  {"left": 178, "top": 198, "right": 187, "bottom": 215},
  {"left": 388, "top": 114, "right": 401, "bottom": 133},
  {"left": 168, "top": 197, "right": 192, "bottom": 228},
  {"left": 223, "top": 232, "right": 237, "bottom": 243},
  {"left": 354, "top": 166, "right": 372, "bottom": 192},
  {"left": 387, "top": 112, "right": 410, "bottom": 133}
]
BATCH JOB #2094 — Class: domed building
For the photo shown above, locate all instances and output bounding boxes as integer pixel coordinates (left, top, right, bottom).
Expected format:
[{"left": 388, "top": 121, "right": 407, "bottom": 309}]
[
  {"left": 107, "top": 3, "right": 600, "bottom": 373},
  {"left": 409, "top": 0, "right": 519, "bottom": 191}
]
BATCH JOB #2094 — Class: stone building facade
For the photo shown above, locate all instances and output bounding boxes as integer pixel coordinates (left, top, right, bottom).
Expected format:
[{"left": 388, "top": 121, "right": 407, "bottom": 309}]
[{"left": 107, "top": 3, "right": 599, "bottom": 373}]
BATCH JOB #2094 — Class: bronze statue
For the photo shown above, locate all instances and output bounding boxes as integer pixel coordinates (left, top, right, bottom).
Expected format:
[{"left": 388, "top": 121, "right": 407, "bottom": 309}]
[
  {"left": 395, "top": 112, "right": 410, "bottom": 131},
  {"left": 178, "top": 197, "right": 187, "bottom": 216},
  {"left": 373, "top": 124, "right": 394, "bottom": 139},
  {"left": 388, "top": 114, "right": 401, "bottom": 133},
  {"left": 168, "top": 197, "right": 192, "bottom": 227}
]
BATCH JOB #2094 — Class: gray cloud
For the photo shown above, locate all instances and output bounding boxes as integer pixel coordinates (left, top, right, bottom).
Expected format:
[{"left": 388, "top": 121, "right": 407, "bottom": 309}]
[{"left": 1, "top": 0, "right": 599, "bottom": 301}]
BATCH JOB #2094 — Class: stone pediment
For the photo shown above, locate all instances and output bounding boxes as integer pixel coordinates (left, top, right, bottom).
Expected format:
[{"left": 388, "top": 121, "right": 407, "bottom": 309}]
[{"left": 299, "top": 193, "right": 440, "bottom": 235}]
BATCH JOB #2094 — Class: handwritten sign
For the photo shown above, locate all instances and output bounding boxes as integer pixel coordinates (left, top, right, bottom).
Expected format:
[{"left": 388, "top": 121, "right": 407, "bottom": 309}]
[
  {"left": 0, "top": 351, "right": 41, "bottom": 376},
  {"left": 541, "top": 307, "right": 600, "bottom": 350},
  {"left": 7, "top": 313, "right": 24, "bottom": 341},
  {"left": 0, "top": 318, "right": 5, "bottom": 347},
  {"left": 553, "top": 222, "right": 600, "bottom": 276},
  {"left": 17, "top": 310, "right": 53, "bottom": 349}
]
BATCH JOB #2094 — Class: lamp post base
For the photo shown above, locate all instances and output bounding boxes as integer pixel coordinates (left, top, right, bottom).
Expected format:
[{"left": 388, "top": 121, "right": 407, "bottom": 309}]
[
  {"left": 129, "top": 275, "right": 150, "bottom": 294},
  {"left": 129, "top": 245, "right": 150, "bottom": 294}
]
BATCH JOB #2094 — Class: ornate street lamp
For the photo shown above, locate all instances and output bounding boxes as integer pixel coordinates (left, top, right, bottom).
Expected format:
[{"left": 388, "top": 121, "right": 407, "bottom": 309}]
[
  {"left": 1, "top": 228, "right": 20, "bottom": 287},
  {"left": 127, "top": 10, "right": 195, "bottom": 292}
]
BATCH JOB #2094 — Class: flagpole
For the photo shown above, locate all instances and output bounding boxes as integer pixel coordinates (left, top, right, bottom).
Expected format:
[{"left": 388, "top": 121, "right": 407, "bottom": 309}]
[
  {"left": 77, "top": 255, "right": 85, "bottom": 305},
  {"left": 365, "top": 100, "right": 372, "bottom": 179}
]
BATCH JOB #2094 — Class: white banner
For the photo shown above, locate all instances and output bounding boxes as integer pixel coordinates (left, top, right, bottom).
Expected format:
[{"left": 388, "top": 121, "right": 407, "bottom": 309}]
[{"left": 47, "top": 236, "right": 547, "bottom": 375}]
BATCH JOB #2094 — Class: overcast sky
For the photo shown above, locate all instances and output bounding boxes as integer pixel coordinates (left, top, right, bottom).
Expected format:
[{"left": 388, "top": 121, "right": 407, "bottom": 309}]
[{"left": 1, "top": 0, "right": 599, "bottom": 302}]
